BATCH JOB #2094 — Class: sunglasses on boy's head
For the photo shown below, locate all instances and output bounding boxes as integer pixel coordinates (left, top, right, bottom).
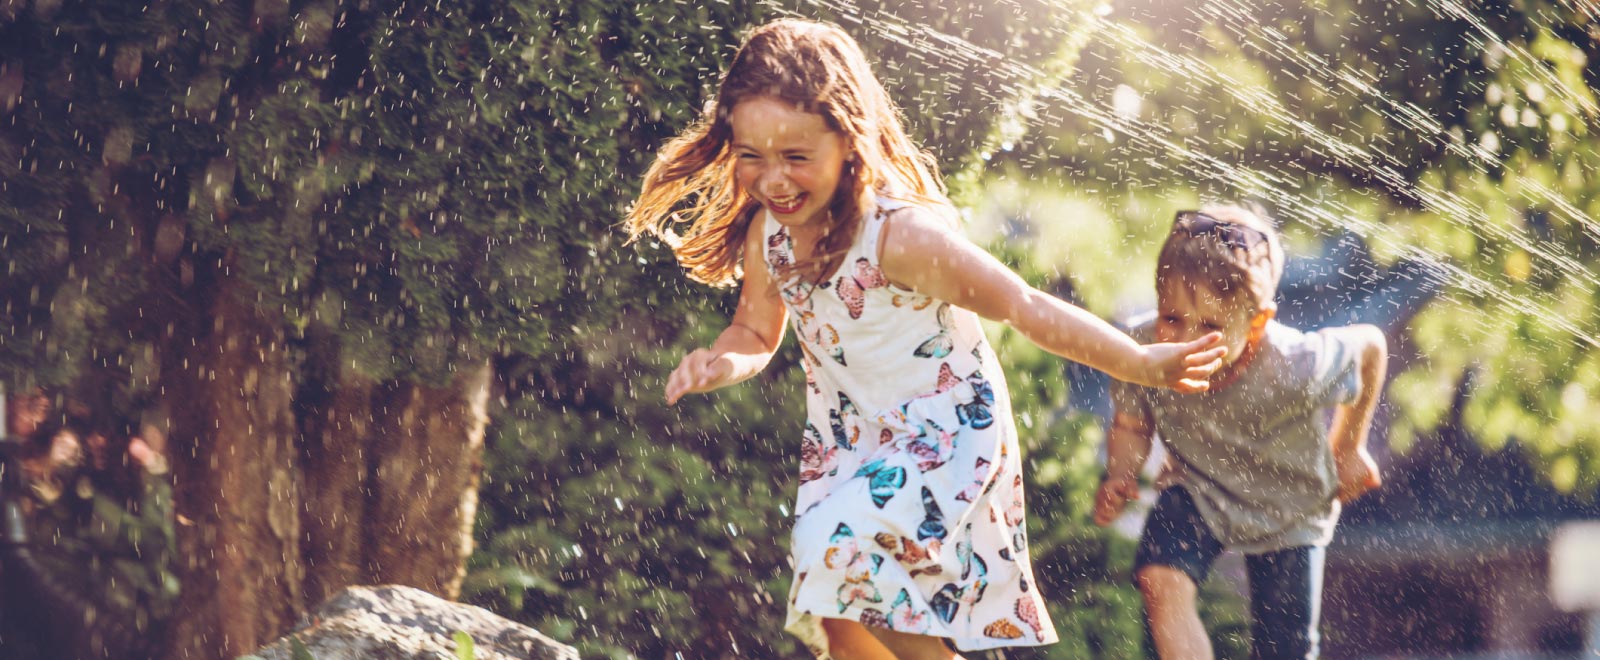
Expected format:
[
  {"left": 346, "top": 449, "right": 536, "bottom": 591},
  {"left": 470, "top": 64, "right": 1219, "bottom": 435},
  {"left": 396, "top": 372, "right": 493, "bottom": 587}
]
[{"left": 1173, "top": 211, "right": 1270, "bottom": 251}]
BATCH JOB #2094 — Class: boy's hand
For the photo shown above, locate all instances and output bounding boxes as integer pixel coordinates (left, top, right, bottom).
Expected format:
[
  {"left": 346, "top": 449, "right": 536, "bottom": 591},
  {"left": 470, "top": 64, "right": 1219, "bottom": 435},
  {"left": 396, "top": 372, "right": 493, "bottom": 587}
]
[
  {"left": 1093, "top": 474, "right": 1141, "bottom": 527},
  {"left": 1335, "top": 446, "right": 1383, "bottom": 502},
  {"left": 665, "top": 348, "right": 733, "bottom": 405},
  {"left": 1137, "top": 333, "right": 1226, "bottom": 393}
]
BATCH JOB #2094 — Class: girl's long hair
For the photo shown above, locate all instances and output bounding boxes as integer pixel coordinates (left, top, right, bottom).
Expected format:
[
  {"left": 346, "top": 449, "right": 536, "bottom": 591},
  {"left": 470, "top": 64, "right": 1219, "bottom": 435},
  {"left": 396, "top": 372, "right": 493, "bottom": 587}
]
[{"left": 625, "top": 18, "right": 951, "bottom": 288}]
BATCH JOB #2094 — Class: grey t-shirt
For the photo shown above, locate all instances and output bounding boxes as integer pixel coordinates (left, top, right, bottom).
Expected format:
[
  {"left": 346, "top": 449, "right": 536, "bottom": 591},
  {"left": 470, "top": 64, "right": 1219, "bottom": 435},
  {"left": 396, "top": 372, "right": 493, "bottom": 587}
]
[{"left": 1112, "top": 320, "right": 1361, "bottom": 553}]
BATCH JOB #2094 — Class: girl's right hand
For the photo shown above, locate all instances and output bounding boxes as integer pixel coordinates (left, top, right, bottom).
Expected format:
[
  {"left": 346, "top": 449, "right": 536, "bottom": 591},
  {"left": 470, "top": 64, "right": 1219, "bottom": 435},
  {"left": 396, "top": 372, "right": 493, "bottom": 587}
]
[
  {"left": 1137, "top": 333, "right": 1226, "bottom": 393},
  {"left": 665, "top": 348, "right": 734, "bottom": 405}
]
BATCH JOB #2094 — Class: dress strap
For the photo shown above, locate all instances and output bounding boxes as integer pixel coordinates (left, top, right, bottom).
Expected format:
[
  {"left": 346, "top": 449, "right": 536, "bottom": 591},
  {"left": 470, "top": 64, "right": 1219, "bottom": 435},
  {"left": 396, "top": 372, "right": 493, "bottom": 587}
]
[{"left": 862, "top": 194, "right": 913, "bottom": 265}]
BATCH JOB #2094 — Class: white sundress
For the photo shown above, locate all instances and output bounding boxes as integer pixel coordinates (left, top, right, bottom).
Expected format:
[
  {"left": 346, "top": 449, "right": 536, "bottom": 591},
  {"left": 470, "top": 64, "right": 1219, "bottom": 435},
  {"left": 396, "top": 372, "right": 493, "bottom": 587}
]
[{"left": 772, "top": 194, "right": 1058, "bottom": 656}]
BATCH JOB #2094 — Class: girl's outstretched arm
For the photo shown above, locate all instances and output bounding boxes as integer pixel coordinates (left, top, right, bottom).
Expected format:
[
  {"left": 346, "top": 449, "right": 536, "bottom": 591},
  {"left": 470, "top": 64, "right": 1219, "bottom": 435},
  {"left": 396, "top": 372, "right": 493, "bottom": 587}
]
[
  {"left": 666, "top": 222, "right": 789, "bottom": 405},
  {"left": 878, "top": 207, "right": 1225, "bottom": 392}
]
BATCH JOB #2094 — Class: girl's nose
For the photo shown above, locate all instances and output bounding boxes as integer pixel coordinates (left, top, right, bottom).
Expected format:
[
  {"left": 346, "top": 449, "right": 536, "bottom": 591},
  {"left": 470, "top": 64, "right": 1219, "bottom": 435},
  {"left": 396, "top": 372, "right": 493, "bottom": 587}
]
[{"left": 761, "top": 166, "right": 793, "bottom": 194}]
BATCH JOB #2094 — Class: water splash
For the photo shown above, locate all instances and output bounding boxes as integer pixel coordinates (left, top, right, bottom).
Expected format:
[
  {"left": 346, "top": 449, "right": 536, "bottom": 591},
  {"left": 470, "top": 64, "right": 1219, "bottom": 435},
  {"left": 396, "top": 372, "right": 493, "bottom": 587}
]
[{"left": 787, "top": 0, "right": 1600, "bottom": 349}]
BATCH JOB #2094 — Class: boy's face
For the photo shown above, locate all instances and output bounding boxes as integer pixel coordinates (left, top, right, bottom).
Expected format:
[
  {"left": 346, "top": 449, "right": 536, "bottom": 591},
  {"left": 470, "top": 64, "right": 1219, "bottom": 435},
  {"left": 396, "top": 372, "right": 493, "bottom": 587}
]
[
  {"left": 729, "top": 95, "right": 851, "bottom": 236},
  {"left": 1155, "top": 280, "right": 1268, "bottom": 367}
]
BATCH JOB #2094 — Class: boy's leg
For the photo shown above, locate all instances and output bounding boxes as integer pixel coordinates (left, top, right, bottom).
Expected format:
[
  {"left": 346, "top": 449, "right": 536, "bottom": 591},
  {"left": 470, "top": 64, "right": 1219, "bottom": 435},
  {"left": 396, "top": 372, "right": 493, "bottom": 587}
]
[
  {"left": 1244, "top": 545, "right": 1325, "bottom": 660},
  {"left": 1134, "top": 487, "right": 1224, "bottom": 660},
  {"left": 1138, "top": 565, "right": 1213, "bottom": 660}
]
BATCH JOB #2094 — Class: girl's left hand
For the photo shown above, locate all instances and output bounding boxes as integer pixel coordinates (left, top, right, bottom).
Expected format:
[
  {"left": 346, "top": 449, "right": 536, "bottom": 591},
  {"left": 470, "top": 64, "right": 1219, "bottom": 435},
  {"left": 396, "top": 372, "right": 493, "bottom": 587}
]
[
  {"left": 1138, "top": 332, "right": 1226, "bottom": 393},
  {"left": 665, "top": 348, "right": 733, "bottom": 405}
]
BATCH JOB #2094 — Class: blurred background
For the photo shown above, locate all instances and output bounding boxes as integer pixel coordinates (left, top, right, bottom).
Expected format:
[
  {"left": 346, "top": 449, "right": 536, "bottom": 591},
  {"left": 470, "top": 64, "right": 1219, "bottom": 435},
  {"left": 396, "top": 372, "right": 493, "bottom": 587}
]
[{"left": 3, "top": 0, "right": 1600, "bottom": 658}]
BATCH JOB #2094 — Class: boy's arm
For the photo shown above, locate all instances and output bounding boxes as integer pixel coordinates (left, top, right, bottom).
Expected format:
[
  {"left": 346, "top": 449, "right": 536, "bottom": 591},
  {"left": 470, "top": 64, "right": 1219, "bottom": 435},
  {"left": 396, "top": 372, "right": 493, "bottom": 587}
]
[
  {"left": 1105, "top": 410, "right": 1155, "bottom": 481},
  {"left": 1094, "top": 409, "right": 1155, "bottom": 526},
  {"left": 665, "top": 222, "right": 789, "bottom": 405},
  {"left": 1325, "top": 324, "right": 1388, "bottom": 501},
  {"left": 878, "top": 207, "right": 1225, "bottom": 392}
]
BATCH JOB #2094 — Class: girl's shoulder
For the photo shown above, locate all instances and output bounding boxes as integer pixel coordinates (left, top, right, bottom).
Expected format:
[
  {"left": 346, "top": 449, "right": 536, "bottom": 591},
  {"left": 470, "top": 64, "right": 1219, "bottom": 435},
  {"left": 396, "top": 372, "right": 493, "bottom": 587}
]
[
  {"left": 874, "top": 190, "right": 957, "bottom": 225},
  {"left": 870, "top": 192, "right": 959, "bottom": 253},
  {"left": 870, "top": 196, "right": 953, "bottom": 265}
]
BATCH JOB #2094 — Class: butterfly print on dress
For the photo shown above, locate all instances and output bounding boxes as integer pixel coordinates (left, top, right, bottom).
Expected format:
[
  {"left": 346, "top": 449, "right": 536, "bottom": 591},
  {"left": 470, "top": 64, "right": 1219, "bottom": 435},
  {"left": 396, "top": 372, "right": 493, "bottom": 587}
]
[
  {"left": 914, "top": 303, "right": 955, "bottom": 359},
  {"left": 888, "top": 589, "right": 931, "bottom": 634},
  {"left": 907, "top": 418, "right": 957, "bottom": 473},
  {"left": 929, "top": 583, "right": 964, "bottom": 624},
  {"left": 874, "top": 533, "right": 943, "bottom": 577},
  {"left": 853, "top": 459, "right": 908, "bottom": 508},
  {"left": 955, "top": 457, "right": 993, "bottom": 502},
  {"left": 799, "top": 422, "right": 839, "bottom": 484},
  {"left": 830, "top": 392, "right": 862, "bottom": 450},
  {"left": 836, "top": 257, "right": 889, "bottom": 319}
]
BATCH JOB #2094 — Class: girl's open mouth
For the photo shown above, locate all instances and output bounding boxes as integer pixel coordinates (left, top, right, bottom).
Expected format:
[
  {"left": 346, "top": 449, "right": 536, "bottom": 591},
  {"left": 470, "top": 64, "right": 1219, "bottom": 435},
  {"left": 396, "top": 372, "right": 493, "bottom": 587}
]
[{"left": 769, "top": 193, "right": 807, "bottom": 215}]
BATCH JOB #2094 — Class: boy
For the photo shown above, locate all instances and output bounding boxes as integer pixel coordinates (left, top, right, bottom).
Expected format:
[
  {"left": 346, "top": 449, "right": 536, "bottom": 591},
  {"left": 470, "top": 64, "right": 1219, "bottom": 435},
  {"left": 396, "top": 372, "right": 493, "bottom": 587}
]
[{"left": 1093, "top": 205, "right": 1387, "bottom": 659}]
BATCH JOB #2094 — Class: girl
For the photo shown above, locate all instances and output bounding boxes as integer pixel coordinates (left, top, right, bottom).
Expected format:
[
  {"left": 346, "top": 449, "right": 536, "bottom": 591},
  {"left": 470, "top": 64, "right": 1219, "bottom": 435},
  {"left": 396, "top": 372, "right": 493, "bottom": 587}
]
[{"left": 625, "top": 18, "right": 1225, "bottom": 659}]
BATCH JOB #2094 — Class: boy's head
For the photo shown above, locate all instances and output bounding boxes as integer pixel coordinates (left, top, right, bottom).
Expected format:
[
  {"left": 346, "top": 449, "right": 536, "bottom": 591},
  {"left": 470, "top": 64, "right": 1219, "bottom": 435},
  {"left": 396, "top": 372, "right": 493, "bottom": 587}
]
[{"left": 1154, "top": 204, "right": 1284, "bottom": 365}]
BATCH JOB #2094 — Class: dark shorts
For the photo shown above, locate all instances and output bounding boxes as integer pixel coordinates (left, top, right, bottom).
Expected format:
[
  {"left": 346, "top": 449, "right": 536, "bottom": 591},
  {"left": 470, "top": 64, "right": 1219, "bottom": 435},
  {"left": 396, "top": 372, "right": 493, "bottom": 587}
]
[{"left": 1134, "top": 487, "right": 1327, "bottom": 660}]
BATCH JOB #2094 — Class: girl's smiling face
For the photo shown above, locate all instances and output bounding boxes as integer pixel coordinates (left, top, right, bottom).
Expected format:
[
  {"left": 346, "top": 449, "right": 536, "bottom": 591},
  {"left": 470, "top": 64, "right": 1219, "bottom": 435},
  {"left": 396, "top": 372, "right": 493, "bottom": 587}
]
[{"left": 729, "top": 96, "right": 851, "bottom": 234}]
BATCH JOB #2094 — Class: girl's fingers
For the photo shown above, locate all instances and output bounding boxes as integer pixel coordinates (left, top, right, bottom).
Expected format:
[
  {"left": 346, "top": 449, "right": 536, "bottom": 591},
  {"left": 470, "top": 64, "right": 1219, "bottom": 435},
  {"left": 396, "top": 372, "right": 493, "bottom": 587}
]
[
  {"left": 1184, "top": 346, "right": 1228, "bottom": 366},
  {"left": 1173, "top": 378, "right": 1210, "bottom": 394},
  {"left": 667, "top": 352, "right": 718, "bottom": 404},
  {"left": 665, "top": 360, "right": 694, "bottom": 404},
  {"left": 665, "top": 373, "right": 684, "bottom": 405},
  {"left": 1184, "top": 359, "right": 1223, "bottom": 380},
  {"left": 1186, "top": 332, "right": 1223, "bottom": 351},
  {"left": 665, "top": 349, "right": 728, "bottom": 405}
]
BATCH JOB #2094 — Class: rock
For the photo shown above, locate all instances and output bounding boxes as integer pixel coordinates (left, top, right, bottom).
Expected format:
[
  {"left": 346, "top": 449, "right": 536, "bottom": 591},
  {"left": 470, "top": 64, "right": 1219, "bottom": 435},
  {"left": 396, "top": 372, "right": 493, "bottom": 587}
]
[{"left": 242, "top": 585, "right": 577, "bottom": 660}]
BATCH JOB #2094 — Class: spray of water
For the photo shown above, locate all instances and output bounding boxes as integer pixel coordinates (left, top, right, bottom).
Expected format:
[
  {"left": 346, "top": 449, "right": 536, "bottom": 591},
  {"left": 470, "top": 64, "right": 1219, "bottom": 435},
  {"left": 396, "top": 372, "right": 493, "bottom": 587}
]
[{"left": 785, "top": 0, "right": 1600, "bottom": 349}]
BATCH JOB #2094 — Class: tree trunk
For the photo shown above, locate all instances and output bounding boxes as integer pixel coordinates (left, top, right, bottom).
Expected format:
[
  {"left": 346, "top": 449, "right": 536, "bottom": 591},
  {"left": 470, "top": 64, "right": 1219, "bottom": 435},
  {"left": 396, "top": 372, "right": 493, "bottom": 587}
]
[
  {"left": 364, "top": 361, "right": 493, "bottom": 597},
  {"left": 302, "top": 359, "right": 493, "bottom": 604},
  {"left": 161, "top": 273, "right": 492, "bottom": 658},
  {"left": 301, "top": 361, "right": 376, "bottom": 607},
  {"left": 166, "top": 280, "right": 304, "bottom": 660}
]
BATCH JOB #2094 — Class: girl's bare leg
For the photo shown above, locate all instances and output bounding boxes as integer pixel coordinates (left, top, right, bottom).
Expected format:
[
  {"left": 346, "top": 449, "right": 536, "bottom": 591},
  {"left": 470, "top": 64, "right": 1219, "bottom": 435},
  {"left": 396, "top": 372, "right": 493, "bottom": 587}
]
[
  {"left": 867, "top": 625, "right": 964, "bottom": 660},
  {"left": 1138, "top": 564, "right": 1214, "bottom": 660},
  {"left": 822, "top": 618, "right": 898, "bottom": 660}
]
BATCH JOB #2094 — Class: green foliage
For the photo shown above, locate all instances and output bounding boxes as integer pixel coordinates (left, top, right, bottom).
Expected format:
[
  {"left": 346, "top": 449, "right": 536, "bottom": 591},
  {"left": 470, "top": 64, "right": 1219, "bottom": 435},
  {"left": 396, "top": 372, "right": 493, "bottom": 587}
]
[
  {"left": 0, "top": 2, "right": 234, "bottom": 392},
  {"left": 290, "top": 637, "right": 316, "bottom": 660},
  {"left": 453, "top": 631, "right": 477, "bottom": 660},
  {"left": 471, "top": 314, "right": 805, "bottom": 657},
  {"left": 795, "top": 0, "right": 1099, "bottom": 192}
]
